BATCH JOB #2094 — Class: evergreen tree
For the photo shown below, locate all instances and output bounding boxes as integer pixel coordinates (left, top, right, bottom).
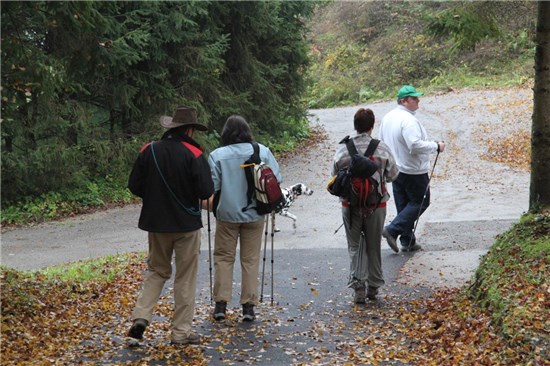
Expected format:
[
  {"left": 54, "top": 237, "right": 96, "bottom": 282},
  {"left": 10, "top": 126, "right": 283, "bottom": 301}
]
[{"left": 1, "top": 1, "right": 316, "bottom": 205}]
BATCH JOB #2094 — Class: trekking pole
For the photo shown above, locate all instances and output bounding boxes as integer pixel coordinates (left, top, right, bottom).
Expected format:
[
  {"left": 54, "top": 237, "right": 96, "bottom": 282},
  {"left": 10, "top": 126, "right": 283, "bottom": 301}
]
[
  {"left": 207, "top": 199, "right": 213, "bottom": 304},
  {"left": 260, "top": 214, "right": 269, "bottom": 303},
  {"left": 270, "top": 212, "right": 276, "bottom": 306},
  {"left": 333, "top": 222, "right": 344, "bottom": 234},
  {"left": 409, "top": 151, "right": 440, "bottom": 247}
]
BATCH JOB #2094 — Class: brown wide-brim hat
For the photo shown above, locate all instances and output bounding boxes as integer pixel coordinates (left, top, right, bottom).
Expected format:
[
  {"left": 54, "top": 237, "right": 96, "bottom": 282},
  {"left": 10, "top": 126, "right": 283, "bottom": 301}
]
[{"left": 159, "top": 106, "right": 208, "bottom": 131}]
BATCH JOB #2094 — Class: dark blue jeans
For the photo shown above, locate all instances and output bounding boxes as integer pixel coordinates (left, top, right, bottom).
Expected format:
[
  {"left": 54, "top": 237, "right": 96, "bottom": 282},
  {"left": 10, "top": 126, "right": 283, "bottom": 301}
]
[{"left": 386, "top": 172, "right": 430, "bottom": 247}]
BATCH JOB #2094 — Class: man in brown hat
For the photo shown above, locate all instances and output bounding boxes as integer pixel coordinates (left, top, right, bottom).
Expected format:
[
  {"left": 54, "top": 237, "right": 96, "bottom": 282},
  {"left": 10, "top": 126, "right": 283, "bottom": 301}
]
[{"left": 127, "top": 106, "right": 214, "bottom": 345}]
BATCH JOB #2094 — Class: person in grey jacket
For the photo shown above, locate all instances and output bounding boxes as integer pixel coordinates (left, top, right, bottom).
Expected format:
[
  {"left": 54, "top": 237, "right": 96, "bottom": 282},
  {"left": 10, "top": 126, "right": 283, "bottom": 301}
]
[
  {"left": 379, "top": 85, "right": 445, "bottom": 253},
  {"left": 332, "top": 108, "right": 398, "bottom": 303},
  {"left": 127, "top": 106, "right": 214, "bottom": 345},
  {"left": 208, "top": 115, "right": 282, "bottom": 322}
]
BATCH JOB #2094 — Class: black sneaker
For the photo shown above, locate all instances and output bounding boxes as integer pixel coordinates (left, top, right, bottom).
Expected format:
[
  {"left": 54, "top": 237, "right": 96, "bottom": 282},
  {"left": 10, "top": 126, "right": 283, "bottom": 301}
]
[
  {"left": 128, "top": 318, "right": 148, "bottom": 340},
  {"left": 213, "top": 301, "right": 227, "bottom": 321},
  {"left": 401, "top": 244, "right": 422, "bottom": 252},
  {"left": 367, "top": 286, "right": 379, "bottom": 300},
  {"left": 382, "top": 228, "right": 399, "bottom": 253},
  {"left": 242, "top": 303, "right": 255, "bottom": 322}
]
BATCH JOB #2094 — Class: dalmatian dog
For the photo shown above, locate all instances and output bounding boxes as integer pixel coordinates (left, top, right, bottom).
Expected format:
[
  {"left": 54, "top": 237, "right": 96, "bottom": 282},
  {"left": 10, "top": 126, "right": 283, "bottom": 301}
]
[{"left": 278, "top": 183, "right": 314, "bottom": 229}]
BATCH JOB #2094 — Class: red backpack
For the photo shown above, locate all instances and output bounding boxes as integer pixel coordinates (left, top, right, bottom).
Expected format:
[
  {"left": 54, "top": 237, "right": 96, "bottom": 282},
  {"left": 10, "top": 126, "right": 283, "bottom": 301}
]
[
  {"left": 345, "top": 138, "right": 385, "bottom": 217},
  {"left": 242, "top": 142, "right": 284, "bottom": 215}
]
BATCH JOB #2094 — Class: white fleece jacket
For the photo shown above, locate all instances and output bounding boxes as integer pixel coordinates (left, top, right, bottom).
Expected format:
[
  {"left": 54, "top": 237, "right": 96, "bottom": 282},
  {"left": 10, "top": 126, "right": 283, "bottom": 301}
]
[{"left": 379, "top": 105, "right": 438, "bottom": 175}]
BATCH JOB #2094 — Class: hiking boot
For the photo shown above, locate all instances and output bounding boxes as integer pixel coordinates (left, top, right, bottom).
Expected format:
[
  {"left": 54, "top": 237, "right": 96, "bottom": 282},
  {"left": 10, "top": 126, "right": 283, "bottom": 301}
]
[
  {"left": 242, "top": 303, "right": 256, "bottom": 322},
  {"left": 128, "top": 318, "right": 148, "bottom": 340},
  {"left": 213, "top": 301, "right": 227, "bottom": 321},
  {"left": 347, "top": 277, "right": 363, "bottom": 290},
  {"left": 354, "top": 287, "right": 366, "bottom": 304},
  {"left": 367, "top": 286, "right": 379, "bottom": 300},
  {"left": 401, "top": 244, "right": 422, "bottom": 252},
  {"left": 382, "top": 228, "right": 399, "bottom": 253},
  {"left": 171, "top": 332, "right": 201, "bottom": 345}
]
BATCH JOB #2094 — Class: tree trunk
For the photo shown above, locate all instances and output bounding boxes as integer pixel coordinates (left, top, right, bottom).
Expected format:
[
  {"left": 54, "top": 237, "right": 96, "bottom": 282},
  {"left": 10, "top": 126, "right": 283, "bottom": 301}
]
[{"left": 530, "top": 1, "right": 550, "bottom": 212}]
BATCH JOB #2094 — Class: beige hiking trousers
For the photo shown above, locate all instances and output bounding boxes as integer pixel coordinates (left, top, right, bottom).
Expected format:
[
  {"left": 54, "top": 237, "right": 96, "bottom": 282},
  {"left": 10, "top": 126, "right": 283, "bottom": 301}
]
[
  {"left": 213, "top": 219, "right": 265, "bottom": 305},
  {"left": 131, "top": 230, "right": 200, "bottom": 341},
  {"left": 342, "top": 205, "right": 386, "bottom": 290}
]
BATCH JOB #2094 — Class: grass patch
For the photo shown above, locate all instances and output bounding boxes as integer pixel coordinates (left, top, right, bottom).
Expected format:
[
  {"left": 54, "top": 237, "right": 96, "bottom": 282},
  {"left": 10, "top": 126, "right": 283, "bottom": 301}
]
[
  {"left": 39, "top": 252, "right": 146, "bottom": 282},
  {"left": 403, "top": 213, "right": 549, "bottom": 364},
  {"left": 429, "top": 55, "right": 534, "bottom": 90},
  {"left": 468, "top": 213, "right": 550, "bottom": 355},
  {"left": 1, "top": 252, "right": 147, "bottom": 364},
  {"left": 1, "top": 179, "right": 136, "bottom": 228},
  {"left": 1, "top": 252, "right": 146, "bottom": 315}
]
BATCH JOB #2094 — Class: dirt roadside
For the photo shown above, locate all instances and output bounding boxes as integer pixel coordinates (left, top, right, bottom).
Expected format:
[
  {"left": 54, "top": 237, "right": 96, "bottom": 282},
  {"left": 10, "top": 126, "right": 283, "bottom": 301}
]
[{"left": 1, "top": 87, "right": 531, "bottom": 290}]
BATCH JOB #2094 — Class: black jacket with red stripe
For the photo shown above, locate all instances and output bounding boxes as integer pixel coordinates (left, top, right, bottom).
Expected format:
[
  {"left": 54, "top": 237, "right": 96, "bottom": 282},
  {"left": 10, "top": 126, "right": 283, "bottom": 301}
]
[{"left": 128, "top": 128, "right": 214, "bottom": 233}]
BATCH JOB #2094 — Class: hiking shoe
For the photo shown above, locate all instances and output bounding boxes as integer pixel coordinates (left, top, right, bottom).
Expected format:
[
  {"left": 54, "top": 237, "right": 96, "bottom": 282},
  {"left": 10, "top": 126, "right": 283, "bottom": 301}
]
[
  {"left": 382, "top": 228, "right": 399, "bottom": 253},
  {"left": 128, "top": 318, "right": 148, "bottom": 340},
  {"left": 401, "top": 244, "right": 422, "bottom": 252},
  {"left": 213, "top": 301, "right": 227, "bottom": 321},
  {"left": 354, "top": 287, "right": 366, "bottom": 304},
  {"left": 242, "top": 303, "right": 256, "bottom": 322},
  {"left": 171, "top": 332, "right": 201, "bottom": 345},
  {"left": 347, "top": 277, "right": 363, "bottom": 290},
  {"left": 367, "top": 286, "right": 379, "bottom": 300}
]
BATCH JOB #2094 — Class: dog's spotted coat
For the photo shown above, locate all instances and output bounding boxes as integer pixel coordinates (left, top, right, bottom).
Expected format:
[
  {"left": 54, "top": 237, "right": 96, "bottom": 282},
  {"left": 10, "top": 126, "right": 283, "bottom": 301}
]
[{"left": 278, "top": 183, "right": 313, "bottom": 228}]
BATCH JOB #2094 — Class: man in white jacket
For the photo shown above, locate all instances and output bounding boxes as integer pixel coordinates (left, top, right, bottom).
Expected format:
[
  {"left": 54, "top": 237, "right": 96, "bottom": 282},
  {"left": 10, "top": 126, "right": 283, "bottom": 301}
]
[{"left": 379, "top": 85, "right": 445, "bottom": 253}]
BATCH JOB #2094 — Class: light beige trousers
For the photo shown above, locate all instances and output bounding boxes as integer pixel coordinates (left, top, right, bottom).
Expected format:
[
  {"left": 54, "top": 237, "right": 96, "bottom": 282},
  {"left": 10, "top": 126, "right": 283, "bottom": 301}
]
[
  {"left": 213, "top": 219, "right": 265, "bottom": 305},
  {"left": 131, "top": 230, "right": 200, "bottom": 341}
]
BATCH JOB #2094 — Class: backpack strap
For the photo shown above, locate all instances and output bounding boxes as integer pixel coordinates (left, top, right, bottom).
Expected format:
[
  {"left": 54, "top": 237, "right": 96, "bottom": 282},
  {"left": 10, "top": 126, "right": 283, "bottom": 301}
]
[
  {"left": 365, "top": 139, "right": 384, "bottom": 209},
  {"left": 344, "top": 138, "right": 358, "bottom": 156},
  {"left": 345, "top": 137, "right": 379, "bottom": 157},
  {"left": 150, "top": 141, "right": 201, "bottom": 217},
  {"left": 251, "top": 142, "right": 260, "bottom": 164},
  {"left": 242, "top": 142, "right": 260, "bottom": 212},
  {"left": 365, "top": 139, "right": 380, "bottom": 157},
  {"left": 339, "top": 135, "right": 351, "bottom": 144}
]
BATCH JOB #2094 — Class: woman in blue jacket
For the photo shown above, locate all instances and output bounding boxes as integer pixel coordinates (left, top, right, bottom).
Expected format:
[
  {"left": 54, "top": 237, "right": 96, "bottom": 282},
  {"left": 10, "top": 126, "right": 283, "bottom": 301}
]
[{"left": 208, "top": 115, "right": 282, "bottom": 322}]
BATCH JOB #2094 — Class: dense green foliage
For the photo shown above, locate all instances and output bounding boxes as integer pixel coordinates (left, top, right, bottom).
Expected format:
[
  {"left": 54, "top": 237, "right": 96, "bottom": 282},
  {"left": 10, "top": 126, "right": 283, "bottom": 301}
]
[
  {"left": 1, "top": 1, "right": 539, "bottom": 226},
  {"left": 1, "top": 1, "right": 315, "bottom": 217},
  {"left": 306, "top": 1, "right": 536, "bottom": 108},
  {"left": 426, "top": 1, "right": 501, "bottom": 52}
]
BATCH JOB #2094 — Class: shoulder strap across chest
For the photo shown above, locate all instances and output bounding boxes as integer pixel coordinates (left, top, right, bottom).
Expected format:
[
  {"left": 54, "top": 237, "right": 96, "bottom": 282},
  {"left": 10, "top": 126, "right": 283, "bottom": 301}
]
[{"left": 345, "top": 138, "right": 380, "bottom": 157}]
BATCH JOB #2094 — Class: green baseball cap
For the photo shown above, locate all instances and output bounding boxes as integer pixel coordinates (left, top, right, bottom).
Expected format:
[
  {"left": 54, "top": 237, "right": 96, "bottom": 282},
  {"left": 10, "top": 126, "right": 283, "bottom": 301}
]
[{"left": 397, "top": 85, "right": 423, "bottom": 100}]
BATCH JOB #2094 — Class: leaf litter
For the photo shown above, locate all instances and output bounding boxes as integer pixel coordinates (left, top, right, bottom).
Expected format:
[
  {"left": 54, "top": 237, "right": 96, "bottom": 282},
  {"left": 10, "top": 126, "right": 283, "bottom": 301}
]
[{"left": 3, "top": 255, "right": 546, "bottom": 365}]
